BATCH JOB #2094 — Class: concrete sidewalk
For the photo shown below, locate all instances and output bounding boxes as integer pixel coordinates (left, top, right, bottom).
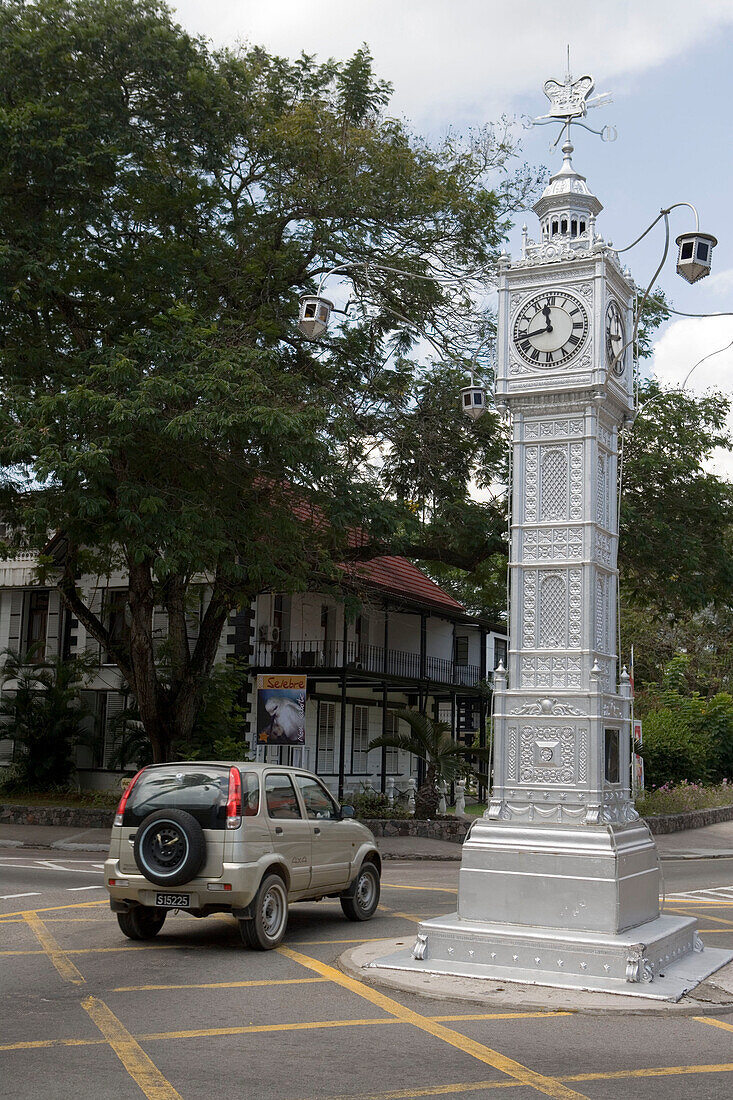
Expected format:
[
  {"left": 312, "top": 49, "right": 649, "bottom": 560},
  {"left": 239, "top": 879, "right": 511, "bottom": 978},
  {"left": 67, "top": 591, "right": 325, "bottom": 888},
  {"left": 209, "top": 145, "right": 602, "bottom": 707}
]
[{"left": 3, "top": 816, "right": 733, "bottom": 859}]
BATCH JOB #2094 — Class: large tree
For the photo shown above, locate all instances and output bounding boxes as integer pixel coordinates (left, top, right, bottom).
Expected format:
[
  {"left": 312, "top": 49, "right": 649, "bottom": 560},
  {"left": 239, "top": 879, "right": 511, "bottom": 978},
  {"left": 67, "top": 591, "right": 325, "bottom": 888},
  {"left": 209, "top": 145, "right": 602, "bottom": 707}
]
[
  {"left": 619, "top": 380, "right": 733, "bottom": 617},
  {"left": 0, "top": 0, "right": 536, "bottom": 760}
]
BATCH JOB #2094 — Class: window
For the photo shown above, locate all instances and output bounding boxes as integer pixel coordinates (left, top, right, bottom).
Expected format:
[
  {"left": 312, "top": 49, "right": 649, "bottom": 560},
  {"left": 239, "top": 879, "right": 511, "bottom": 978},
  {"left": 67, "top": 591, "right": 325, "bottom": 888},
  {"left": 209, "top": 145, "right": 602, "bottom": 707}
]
[
  {"left": 103, "top": 589, "right": 129, "bottom": 662},
  {"left": 295, "top": 774, "right": 339, "bottom": 819},
  {"left": 123, "top": 765, "right": 231, "bottom": 829},
  {"left": 493, "top": 638, "right": 507, "bottom": 670},
  {"left": 265, "top": 773, "right": 302, "bottom": 818},
  {"left": 317, "top": 701, "right": 336, "bottom": 773},
  {"left": 604, "top": 728, "right": 620, "bottom": 784},
  {"left": 242, "top": 772, "right": 260, "bottom": 816},
  {"left": 383, "top": 711, "right": 400, "bottom": 773},
  {"left": 352, "top": 704, "right": 370, "bottom": 773},
  {"left": 26, "top": 590, "right": 49, "bottom": 657},
  {"left": 454, "top": 637, "right": 469, "bottom": 666}
]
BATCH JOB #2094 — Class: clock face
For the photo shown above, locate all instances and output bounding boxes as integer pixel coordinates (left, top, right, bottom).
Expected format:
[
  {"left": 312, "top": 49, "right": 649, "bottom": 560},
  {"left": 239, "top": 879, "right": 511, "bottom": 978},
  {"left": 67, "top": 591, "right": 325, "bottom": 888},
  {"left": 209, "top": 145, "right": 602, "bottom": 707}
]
[
  {"left": 606, "top": 299, "right": 626, "bottom": 375},
  {"left": 512, "top": 291, "right": 589, "bottom": 367}
]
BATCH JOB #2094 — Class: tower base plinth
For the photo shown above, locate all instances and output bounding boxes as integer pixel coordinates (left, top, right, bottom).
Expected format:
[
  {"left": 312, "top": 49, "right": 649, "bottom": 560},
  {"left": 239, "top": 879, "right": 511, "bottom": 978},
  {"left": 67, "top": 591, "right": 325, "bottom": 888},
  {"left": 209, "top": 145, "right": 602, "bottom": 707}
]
[{"left": 369, "top": 912, "right": 733, "bottom": 1001}]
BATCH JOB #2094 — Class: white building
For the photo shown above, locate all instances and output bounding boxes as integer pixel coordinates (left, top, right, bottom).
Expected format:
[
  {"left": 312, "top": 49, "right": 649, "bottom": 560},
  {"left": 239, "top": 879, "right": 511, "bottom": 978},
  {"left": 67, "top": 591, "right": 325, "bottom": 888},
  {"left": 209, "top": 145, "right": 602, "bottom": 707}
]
[{"left": 0, "top": 549, "right": 506, "bottom": 799}]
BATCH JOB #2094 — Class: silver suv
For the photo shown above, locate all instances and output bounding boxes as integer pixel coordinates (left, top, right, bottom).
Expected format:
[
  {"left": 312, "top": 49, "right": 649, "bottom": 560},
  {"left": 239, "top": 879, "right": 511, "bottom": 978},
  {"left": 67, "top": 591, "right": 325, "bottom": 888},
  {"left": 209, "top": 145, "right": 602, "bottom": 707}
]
[{"left": 104, "top": 762, "right": 381, "bottom": 950}]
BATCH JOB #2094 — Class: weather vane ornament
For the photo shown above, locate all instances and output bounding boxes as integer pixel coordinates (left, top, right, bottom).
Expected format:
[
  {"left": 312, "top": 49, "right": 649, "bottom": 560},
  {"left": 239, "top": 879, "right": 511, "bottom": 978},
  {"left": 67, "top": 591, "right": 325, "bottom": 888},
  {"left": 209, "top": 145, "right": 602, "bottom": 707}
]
[{"left": 531, "top": 66, "right": 617, "bottom": 148}]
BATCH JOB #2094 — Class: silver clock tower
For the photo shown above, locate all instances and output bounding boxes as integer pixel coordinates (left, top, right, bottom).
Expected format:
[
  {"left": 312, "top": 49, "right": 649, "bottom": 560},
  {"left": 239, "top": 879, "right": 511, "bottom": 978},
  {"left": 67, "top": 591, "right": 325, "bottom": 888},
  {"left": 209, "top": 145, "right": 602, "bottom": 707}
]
[{"left": 372, "top": 76, "right": 733, "bottom": 998}]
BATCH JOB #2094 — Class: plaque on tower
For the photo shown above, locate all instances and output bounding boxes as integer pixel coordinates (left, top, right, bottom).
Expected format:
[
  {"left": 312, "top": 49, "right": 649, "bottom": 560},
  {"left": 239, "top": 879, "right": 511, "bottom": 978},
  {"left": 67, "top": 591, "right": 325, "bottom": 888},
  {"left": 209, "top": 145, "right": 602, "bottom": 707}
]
[{"left": 367, "top": 71, "right": 733, "bottom": 1000}]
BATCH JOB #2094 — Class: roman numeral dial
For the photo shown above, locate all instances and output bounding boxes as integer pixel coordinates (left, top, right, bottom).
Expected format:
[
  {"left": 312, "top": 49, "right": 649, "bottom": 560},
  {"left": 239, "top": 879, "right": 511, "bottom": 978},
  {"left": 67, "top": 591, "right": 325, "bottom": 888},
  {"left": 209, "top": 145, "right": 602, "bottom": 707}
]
[{"left": 512, "top": 290, "right": 589, "bottom": 368}]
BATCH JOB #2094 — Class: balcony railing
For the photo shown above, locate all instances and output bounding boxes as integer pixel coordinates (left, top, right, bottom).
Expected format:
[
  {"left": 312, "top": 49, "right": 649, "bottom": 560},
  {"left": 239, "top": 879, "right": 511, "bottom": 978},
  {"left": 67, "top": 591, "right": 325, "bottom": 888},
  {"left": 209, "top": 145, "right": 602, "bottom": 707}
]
[{"left": 255, "top": 638, "right": 481, "bottom": 688}]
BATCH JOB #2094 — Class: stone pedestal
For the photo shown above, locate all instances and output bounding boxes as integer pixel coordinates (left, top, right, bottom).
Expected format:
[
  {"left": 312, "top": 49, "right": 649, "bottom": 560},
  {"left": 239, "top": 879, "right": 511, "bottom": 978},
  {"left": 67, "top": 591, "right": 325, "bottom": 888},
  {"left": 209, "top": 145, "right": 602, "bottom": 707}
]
[{"left": 368, "top": 815, "right": 732, "bottom": 1000}]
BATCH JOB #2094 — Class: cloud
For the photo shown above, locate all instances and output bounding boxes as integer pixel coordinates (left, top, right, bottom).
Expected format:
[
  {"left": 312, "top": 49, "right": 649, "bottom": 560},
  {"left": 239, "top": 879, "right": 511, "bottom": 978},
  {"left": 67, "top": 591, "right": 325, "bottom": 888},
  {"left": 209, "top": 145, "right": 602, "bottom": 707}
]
[
  {"left": 171, "top": 0, "right": 733, "bottom": 126},
  {"left": 699, "top": 267, "right": 733, "bottom": 301},
  {"left": 650, "top": 315, "right": 733, "bottom": 479}
]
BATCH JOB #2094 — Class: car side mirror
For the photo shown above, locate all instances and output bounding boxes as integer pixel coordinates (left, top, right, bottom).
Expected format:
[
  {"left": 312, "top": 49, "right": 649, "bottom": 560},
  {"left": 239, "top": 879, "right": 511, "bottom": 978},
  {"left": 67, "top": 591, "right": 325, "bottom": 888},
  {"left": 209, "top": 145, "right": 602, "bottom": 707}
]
[{"left": 340, "top": 804, "right": 355, "bottom": 819}]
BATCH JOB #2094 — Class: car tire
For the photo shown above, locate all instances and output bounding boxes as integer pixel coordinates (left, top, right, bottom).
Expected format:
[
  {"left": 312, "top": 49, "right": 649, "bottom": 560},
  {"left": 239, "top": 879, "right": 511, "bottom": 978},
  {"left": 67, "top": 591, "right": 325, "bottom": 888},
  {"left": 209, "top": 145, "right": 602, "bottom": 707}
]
[
  {"left": 117, "top": 906, "right": 167, "bottom": 941},
  {"left": 340, "top": 862, "right": 380, "bottom": 922},
  {"left": 239, "top": 873, "right": 289, "bottom": 950},
  {"left": 133, "top": 808, "right": 206, "bottom": 887}
]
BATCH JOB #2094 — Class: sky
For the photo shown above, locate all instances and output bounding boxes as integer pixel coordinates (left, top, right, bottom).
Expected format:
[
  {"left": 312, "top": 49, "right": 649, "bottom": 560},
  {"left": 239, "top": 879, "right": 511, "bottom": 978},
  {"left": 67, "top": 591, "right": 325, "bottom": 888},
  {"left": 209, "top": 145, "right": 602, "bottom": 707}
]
[{"left": 171, "top": 0, "right": 733, "bottom": 475}]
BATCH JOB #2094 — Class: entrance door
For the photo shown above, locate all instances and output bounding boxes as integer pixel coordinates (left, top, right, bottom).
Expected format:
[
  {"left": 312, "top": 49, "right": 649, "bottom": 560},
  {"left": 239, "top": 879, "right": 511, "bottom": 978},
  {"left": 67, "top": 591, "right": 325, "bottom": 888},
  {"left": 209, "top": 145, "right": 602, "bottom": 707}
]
[
  {"left": 295, "top": 774, "right": 351, "bottom": 890},
  {"left": 264, "top": 772, "right": 312, "bottom": 891}
]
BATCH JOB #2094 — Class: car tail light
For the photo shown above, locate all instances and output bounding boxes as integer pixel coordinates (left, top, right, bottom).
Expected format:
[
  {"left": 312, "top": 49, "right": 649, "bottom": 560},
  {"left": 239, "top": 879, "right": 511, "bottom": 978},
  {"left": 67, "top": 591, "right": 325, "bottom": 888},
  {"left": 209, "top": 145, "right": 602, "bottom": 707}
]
[
  {"left": 113, "top": 768, "right": 145, "bottom": 827},
  {"left": 226, "top": 766, "right": 242, "bottom": 829},
  {"left": 108, "top": 878, "right": 129, "bottom": 887}
]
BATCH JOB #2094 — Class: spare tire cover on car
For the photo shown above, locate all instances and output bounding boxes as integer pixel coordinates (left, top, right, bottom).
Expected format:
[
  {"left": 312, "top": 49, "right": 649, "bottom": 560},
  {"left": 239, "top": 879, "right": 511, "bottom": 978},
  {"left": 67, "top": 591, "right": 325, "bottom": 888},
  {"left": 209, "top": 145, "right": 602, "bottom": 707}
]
[{"left": 133, "top": 808, "right": 206, "bottom": 887}]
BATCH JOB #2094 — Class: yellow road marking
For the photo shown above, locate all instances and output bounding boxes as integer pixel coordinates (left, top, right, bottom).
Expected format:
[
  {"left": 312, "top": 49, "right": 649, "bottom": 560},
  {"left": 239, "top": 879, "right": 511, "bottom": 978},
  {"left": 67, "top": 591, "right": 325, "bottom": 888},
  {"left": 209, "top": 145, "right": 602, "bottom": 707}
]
[
  {"left": 21, "top": 911, "right": 84, "bottom": 985},
  {"left": 0, "top": 1012, "right": 569, "bottom": 1053},
  {"left": 666, "top": 899, "right": 733, "bottom": 906},
  {"left": 278, "top": 945, "right": 588, "bottom": 1100},
  {"left": 0, "top": 1037, "right": 107, "bottom": 1052},
  {"left": 667, "top": 908, "right": 733, "bottom": 929},
  {"left": 695, "top": 1016, "right": 733, "bottom": 1035},
  {"left": 0, "top": 898, "right": 108, "bottom": 919},
  {"left": 113, "top": 976, "right": 328, "bottom": 992},
  {"left": 698, "top": 928, "right": 733, "bottom": 933},
  {"left": 310, "top": 1063, "right": 733, "bottom": 1099},
  {"left": 289, "top": 937, "right": 391, "bottom": 945},
  {"left": 382, "top": 883, "right": 457, "bottom": 894},
  {"left": 1, "top": 944, "right": 183, "bottom": 957},
  {"left": 82, "top": 996, "right": 182, "bottom": 1100}
]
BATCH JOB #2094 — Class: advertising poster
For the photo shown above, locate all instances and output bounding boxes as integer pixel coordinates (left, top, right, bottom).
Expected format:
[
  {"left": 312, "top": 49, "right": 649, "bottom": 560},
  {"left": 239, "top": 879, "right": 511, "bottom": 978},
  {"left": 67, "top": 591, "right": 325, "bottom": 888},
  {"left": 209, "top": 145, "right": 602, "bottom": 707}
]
[{"left": 256, "top": 674, "right": 306, "bottom": 745}]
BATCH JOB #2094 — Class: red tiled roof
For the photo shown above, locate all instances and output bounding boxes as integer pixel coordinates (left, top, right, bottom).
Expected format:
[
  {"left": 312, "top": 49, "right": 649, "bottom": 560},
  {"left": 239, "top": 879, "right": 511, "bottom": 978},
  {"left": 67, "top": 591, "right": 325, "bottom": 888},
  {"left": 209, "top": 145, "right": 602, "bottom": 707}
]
[
  {"left": 282, "top": 485, "right": 466, "bottom": 613},
  {"left": 343, "top": 555, "right": 466, "bottom": 614}
]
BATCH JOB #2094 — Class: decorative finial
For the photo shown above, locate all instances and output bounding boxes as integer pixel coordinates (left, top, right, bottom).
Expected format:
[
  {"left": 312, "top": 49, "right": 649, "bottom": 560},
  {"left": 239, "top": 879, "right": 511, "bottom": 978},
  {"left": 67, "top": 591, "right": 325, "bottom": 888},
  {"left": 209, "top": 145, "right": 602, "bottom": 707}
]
[{"left": 530, "top": 68, "right": 617, "bottom": 150}]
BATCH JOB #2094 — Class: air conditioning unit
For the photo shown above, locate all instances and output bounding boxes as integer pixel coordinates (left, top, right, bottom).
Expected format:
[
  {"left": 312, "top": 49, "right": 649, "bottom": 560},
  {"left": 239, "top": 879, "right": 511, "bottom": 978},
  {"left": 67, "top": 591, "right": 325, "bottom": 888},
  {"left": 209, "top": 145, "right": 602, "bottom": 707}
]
[{"left": 258, "top": 625, "right": 280, "bottom": 644}]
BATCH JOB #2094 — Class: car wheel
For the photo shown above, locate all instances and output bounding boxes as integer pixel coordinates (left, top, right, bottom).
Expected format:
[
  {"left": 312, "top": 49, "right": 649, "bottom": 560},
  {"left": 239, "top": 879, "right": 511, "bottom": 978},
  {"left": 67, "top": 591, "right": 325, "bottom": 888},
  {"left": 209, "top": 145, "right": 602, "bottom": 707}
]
[
  {"left": 340, "top": 862, "right": 380, "bottom": 922},
  {"left": 133, "top": 808, "right": 206, "bottom": 887},
  {"left": 117, "top": 906, "right": 167, "bottom": 941},
  {"left": 240, "top": 873, "right": 289, "bottom": 950}
]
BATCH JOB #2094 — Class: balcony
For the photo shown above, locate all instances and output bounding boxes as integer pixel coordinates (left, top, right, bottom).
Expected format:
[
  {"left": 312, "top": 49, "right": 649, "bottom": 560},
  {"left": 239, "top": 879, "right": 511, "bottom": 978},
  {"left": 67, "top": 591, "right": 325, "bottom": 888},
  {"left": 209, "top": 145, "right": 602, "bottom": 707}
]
[{"left": 255, "top": 638, "right": 481, "bottom": 688}]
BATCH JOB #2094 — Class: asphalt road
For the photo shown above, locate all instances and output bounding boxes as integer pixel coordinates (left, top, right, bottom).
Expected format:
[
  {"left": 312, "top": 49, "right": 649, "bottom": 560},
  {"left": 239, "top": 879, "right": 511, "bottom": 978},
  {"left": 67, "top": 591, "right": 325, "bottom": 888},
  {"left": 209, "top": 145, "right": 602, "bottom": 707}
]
[{"left": 3, "top": 851, "right": 733, "bottom": 1100}]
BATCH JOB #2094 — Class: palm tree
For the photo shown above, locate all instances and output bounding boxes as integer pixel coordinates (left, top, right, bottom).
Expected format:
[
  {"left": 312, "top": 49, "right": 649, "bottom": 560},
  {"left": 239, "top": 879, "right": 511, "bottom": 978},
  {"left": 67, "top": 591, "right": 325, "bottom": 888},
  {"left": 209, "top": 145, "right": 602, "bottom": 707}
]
[{"left": 368, "top": 708, "right": 488, "bottom": 818}]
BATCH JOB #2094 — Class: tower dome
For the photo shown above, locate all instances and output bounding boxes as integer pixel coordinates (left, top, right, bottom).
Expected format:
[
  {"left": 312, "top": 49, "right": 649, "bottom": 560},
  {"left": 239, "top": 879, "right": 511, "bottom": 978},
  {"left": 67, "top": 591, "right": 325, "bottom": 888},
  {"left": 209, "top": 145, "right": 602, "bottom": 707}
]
[{"left": 533, "top": 138, "right": 602, "bottom": 246}]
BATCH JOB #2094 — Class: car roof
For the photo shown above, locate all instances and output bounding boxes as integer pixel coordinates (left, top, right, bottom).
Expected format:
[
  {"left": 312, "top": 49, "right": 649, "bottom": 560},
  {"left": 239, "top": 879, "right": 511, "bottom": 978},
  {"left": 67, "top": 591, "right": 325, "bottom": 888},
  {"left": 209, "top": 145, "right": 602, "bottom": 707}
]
[{"left": 141, "top": 761, "right": 312, "bottom": 774}]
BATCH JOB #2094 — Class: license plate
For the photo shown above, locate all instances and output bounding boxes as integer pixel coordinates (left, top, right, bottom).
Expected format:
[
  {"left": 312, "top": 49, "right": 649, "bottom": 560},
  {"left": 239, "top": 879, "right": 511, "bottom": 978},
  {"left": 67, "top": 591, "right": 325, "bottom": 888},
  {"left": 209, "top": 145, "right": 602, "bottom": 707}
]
[{"left": 155, "top": 893, "right": 190, "bottom": 908}]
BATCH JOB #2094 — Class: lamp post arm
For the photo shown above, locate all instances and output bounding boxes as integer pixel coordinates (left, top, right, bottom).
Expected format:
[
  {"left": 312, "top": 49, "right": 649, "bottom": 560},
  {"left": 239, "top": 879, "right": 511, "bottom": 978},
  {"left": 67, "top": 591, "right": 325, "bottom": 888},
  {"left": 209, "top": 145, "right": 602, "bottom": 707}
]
[{"left": 615, "top": 201, "right": 700, "bottom": 255}]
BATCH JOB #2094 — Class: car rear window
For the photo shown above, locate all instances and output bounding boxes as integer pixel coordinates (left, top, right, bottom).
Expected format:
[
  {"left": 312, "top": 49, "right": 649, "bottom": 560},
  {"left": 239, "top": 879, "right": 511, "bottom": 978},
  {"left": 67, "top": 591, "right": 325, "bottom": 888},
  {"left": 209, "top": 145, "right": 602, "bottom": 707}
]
[{"left": 123, "top": 765, "right": 231, "bottom": 830}]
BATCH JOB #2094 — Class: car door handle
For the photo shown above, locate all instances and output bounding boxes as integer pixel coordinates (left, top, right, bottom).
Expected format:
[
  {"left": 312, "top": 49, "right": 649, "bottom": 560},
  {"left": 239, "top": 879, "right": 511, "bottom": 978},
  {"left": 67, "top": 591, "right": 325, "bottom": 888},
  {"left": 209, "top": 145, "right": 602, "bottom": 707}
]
[
  {"left": 313, "top": 827, "right": 321, "bottom": 835},
  {"left": 274, "top": 827, "right": 283, "bottom": 835}
]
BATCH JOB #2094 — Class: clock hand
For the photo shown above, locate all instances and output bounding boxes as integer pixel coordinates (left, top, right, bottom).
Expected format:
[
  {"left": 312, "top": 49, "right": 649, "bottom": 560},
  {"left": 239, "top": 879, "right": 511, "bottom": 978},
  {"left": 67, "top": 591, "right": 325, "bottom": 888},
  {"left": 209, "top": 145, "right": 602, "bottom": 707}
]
[{"left": 525, "top": 323, "right": 553, "bottom": 337}]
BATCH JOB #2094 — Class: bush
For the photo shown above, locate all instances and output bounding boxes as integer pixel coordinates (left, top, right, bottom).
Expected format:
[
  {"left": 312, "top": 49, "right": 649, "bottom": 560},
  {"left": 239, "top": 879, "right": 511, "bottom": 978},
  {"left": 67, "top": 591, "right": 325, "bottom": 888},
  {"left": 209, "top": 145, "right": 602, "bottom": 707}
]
[
  {"left": 638, "top": 656, "right": 733, "bottom": 787},
  {"left": 349, "top": 789, "right": 404, "bottom": 820},
  {"left": 638, "top": 705, "right": 715, "bottom": 787},
  {"left": 636, "top": 780, "right": 733, "bottom": 816},
  {"left": 0, "top": 650, "right": 94, "bottom": 792}
]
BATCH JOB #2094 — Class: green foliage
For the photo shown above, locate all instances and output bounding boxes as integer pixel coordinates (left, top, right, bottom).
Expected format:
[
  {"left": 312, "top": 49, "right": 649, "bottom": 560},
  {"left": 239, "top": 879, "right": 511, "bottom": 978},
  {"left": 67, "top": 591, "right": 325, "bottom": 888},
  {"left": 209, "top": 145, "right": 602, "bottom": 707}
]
[
  {"left": 0, "top": 650, "right": 95, "bottom": 791},
  {"left": 349, "top": 789, "right": 404, "bottom": 820},
  {"left": 635, "top": 290, "right": 670, "bottom": 360},
  {"left": 181, "top": 659, "right": 251, "bottom": 758},
  {"left": 638, "top": 657, "right": 733, "bottom": 787},
  {"left": 636, "top": 780, "right": 733, "bottom": 817},
  {"left": 369, "top": 708, "right": 488, "bottom": 818},
  {"left": 620, "top": 381, "right": 733, "bottom": 618},
  {"left": 0, "top": 0, "right": 536, "bottom": 760}
]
